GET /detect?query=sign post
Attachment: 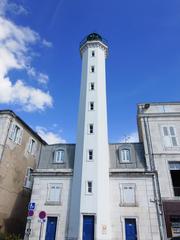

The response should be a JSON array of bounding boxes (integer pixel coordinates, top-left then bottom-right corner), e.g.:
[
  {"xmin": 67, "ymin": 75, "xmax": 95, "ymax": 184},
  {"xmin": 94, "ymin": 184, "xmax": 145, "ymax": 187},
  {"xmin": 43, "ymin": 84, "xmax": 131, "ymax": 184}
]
[{"xmin": 38, "ymin": 211, "xmax": 46, "ymax": 240}]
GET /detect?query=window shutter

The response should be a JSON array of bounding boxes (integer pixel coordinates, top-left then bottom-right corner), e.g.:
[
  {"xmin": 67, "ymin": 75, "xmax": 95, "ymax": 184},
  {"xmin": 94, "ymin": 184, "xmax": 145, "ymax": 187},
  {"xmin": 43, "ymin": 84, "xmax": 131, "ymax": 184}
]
[
  {"xmin": 169, "ymin": 127, "xmax": 175, "ymax": 136},
  {"xmin": 32, "ymin": 142, "xmax": 37, "ymax": 155},
  {"xmin": 162, "ymin": 127, "xmax": 171, "ymax": 147},
  {"xmin": 123, "ymin": 185, "xmax": 135, "ymax": 204},
  {"xmin": 169, "ymin": 127, "xmax": 178, "ymax": 146},
  {"xmin": 163, "ymin": 126, "xmax": 168, "ymax": 136},
  {"xmin": 17, "ymin": 128, "xmax": 23, "ymax": 144},
  {"xmin": 9, "ymin": 124, "xmax": 15, "ymax": 140}
]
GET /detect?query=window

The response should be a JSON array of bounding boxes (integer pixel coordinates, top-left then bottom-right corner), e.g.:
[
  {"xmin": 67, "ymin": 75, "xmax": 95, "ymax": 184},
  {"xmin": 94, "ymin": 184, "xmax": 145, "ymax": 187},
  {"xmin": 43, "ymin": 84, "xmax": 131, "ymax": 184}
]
[
  {"xmin": 89, "ymin": 124, "xmax": 94, "ymax": 134},
  {"xmin": 162, "ymin": 126, "xmax": 178, "ymax": 147},
  {"xmin": 9, "ymin": 123, "xmax": 23, "ymax": 144},
  {"xmin": 90, "ymin": 66, "xmax": 95, "ymax": 73},
  {"xmin": 54, "ymin": 150, "xmax": 65, "ymax": 163},
  {"xmin": 120, "ymin": 149, "xmax": 131, "ymax": 163},
  {"xmin": 27, "ymin": 138, "xmax": 36, "ymax": 155},
  {"xmin": 92, "ymin": 50, "xmax": 95, "ymax": 57},
  {"xmin": 86, "ymin": 181, "xmax": 93, "ymax": 194},
  {"xmin": 24, "ymin": 167, "xmax": 33, "ymax": 189},
  {"xmin": 121, "ymin": 184, "xmax": 136, "ymax": 205},
  {"xmin": 89, "ymin": 102, "xmax": 94, "ymax": 111},
  {"xmin": 47, "ymin": 183, "xmax": 62, "ymax": 203},
  {"xmin": 169, "ymin": 162, "xmax": 180, "ymax": 196},
  {"xmin": 90, "ymin": 83, "xmax": 95, "ymax": 90},
  {"xmin": 88, "ymin": 149, "xmax": 93, "ymax": 161}
]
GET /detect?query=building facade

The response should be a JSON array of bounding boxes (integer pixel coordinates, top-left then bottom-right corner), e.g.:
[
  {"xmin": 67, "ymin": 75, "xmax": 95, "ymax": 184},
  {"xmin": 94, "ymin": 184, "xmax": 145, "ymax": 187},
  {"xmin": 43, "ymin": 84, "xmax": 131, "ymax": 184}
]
[
  {"xmin": 24, "ymin": 33, "xmax": 170, "ymax": 240},
  {"xmin": 0, "ymin": 33, "xmax": 175, "ymax": 239},
  {"xmin": 138, "ymin": 103, "xmax": 180, "ymax": 239},
  {"xmin": 0, "ymin": 110, "xmax": 46, "ymax": 237}
]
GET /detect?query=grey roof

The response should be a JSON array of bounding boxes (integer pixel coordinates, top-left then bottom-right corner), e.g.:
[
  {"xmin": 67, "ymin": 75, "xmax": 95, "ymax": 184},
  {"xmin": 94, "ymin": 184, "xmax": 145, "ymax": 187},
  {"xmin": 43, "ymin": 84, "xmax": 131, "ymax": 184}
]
[
  {"xmin": 37, "ymin": 142, "xmax": 146, "ymax": 170},
  {"xmin": 109, "ymin": 143, "xmax": 146, "ymax": 169},
  {"xmin": 38, "ymin": 144, "xmax": 75, "ymax": 169}
]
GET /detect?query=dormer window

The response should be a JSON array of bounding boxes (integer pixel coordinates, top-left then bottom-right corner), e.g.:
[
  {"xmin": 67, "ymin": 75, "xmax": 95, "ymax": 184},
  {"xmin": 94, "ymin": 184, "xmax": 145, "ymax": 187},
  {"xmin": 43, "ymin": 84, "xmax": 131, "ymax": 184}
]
[
  {"xmin": 120, "ymin": 149, "xmax": 131, "ymax": 163},
  {"xmin": 54, "ymin": 150, "xmax": 65, "ymax": 163}
]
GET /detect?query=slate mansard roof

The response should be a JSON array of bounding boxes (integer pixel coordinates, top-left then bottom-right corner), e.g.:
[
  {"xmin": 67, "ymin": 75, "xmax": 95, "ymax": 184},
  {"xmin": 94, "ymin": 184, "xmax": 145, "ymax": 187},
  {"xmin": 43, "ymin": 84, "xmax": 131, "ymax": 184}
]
[{"xmin": 37, "ymin": 142, "xmax": 146, "ymax": 170}]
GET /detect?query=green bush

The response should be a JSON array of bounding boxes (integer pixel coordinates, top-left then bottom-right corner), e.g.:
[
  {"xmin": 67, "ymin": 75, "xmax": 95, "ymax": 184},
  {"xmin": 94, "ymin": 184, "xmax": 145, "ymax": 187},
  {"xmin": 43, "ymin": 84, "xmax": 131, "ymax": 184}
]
[{"xmin": 0, "ymin": 233, "xmax": 21, "ymax": 240}]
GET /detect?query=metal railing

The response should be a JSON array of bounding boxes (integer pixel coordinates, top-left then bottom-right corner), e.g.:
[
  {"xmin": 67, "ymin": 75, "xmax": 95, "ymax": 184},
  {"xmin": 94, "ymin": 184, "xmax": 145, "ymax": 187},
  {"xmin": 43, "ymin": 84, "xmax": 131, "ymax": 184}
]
[{"xmin": 80, "ymin": 34, "xmax": 108, "ymax": 48}]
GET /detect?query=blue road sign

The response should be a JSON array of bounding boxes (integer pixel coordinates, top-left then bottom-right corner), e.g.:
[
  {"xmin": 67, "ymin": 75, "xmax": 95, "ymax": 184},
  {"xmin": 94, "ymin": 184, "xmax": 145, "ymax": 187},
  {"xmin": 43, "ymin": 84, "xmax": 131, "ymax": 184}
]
[{"xmin": 28, "ymin": 202, "xmax": 35, "ymax": 210}]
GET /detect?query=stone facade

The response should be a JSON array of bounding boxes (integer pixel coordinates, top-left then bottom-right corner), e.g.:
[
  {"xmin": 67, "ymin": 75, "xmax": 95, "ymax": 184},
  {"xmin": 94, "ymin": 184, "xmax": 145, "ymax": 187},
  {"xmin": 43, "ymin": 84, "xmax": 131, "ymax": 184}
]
[{"xmin": 0, "ymin": 110, "xmax": 46, "ymax": 237}]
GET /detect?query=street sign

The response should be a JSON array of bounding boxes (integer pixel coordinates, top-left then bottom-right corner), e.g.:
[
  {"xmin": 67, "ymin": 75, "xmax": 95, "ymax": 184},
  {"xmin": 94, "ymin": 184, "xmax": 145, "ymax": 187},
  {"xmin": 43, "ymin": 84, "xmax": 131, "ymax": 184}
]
[
  {"xmin": 39, "ymin": 211, "xmax": 46, "ymax": 219},
  {"xmin": 28, "ymin": 202, "xmax": 35, "ymax": 210},
  {"xmin": 28, "ymin": 210, "xmax": 34, "ymax": 217}
]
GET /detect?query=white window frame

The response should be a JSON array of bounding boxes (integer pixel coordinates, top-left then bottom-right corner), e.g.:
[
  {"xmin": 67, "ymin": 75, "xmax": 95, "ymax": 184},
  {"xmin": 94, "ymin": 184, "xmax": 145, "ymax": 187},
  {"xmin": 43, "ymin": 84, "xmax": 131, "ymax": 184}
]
[
  {"xmin": 121, "ymin": 217, "xmax": 139, "ymax": 240},
  {"xmin": 90, "ymin": 66, "xmax": 95, "ymax": 73},
  {"xmin": 88, "ymin": 124, "xmax": 94, "ymax": 134},
  {"xmin": 91, "ymin": 50, "xmax": 95, "ymax": 57},
  {"xmin": 89, "ymin": 82, "xmax": 95, "ymax": 91},
  {"xmin": 54, "ymin": 149, "xmax": 65, "ymax": 163},
  {"xmin": 24, "ymin": 167, "xmax": 33, "ymax": 189},
  {"xmin": 27, "ymin": 138, "xmax": 36, "ymax": 155},
  {"xmin": 86, "ymin": 181, "xmax": 93, "ymax": 195},
  {"xmin": 161, "ymin": 125, "xmax": 178, "ymax": 148},
  {"xmin": 89, "ymin": 101, "xmax": 94, "ymax": 111},
  {"xmin": 87, "ymin": 149, "xmax": 93, "ymax": 161},
  {"xmin": 46, "ymin": 183, "xmax": 62, "ymax": 204},
  {"xmin": 9, "ymin": 123, "xmax": 23, "ymax": 144},
  {"xmin": 120, "ymin": 149, "xmax": 131, "ymax": 163},
  {"xmin": 120, "ymin": 183, "xmax": 136, "ymax": 206}
]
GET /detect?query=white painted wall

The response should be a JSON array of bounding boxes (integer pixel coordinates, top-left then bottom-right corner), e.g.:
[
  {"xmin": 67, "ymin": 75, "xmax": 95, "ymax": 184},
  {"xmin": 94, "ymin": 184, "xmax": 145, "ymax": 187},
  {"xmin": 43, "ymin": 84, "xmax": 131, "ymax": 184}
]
[
  {"xmin": 110, "ymin": 177, "xmax": 160, "ymax": 240},
  {"xmin": 26, "ymin": 176, "xmax": 72, "ymax": 240},
  {"xmin": 68, "ymin": 40, "xmax": 111, "ymax": 240},
  {"xmin": 138, "ymin": 104, "xmax": 180, "ymax": 200}
]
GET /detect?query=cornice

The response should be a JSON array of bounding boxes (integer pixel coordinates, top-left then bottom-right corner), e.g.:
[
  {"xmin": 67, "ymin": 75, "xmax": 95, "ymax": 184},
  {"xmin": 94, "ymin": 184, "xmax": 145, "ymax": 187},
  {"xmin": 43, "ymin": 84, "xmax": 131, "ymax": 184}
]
[{"xmin": 80, "ymin": 40, "xmax": 108, "ymax": 58}]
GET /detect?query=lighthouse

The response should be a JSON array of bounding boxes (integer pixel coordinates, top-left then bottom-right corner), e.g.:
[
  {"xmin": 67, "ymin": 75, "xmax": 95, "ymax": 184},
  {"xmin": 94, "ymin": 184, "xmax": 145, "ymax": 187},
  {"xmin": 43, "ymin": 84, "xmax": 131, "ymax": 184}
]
[{"xmin": 68, "ymin": 33, "xmax": 111, "ymax": 240}]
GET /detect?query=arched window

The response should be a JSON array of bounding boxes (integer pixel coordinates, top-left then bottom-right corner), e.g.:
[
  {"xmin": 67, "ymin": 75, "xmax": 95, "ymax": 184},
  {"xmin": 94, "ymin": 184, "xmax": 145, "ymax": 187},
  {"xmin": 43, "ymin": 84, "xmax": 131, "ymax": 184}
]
[
  {"xmin": 120, "ymin": 149, "xmax": 131, "ymax": 163},
  {"xmin": 54, "ymin": 149, "xmax": 65, "ymax": 163}
]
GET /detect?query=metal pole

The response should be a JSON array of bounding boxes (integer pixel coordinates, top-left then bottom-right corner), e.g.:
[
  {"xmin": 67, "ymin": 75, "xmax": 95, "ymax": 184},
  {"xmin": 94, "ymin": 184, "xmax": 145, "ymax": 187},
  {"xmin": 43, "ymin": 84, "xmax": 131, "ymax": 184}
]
[{"xmin": 39, "ymin": 221, "xmax": 43, "ymax": 240}]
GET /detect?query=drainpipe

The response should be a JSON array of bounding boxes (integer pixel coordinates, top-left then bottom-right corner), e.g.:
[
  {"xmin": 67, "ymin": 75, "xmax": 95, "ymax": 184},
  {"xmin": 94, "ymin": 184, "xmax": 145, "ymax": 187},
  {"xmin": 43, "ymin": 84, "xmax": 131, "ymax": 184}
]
[{"xmin": 143, "ymin": 117, "xmax": 167, "ymax": 240}]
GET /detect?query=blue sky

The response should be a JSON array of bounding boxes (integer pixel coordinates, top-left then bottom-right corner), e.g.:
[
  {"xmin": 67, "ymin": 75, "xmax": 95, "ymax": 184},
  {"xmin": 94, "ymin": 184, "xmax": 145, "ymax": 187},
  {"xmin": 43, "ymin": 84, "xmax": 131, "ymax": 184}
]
[{"xmin": 0, "ymin": 0, "xmax": 180, "ymax": 143}]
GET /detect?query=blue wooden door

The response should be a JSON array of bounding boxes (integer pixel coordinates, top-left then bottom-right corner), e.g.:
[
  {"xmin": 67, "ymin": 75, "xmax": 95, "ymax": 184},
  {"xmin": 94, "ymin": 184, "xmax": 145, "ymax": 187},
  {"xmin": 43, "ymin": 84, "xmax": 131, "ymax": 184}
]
[
  {"xmin": 45, "ymin": 217, "xmax": 57, "ymax": 240},
  {"xmin": 83, "ymin": 215, "xmax": 94, "ymax": 240},
  {"xmin": 125, "ymin": 218, "xmax": 137, "ymax": 240}
]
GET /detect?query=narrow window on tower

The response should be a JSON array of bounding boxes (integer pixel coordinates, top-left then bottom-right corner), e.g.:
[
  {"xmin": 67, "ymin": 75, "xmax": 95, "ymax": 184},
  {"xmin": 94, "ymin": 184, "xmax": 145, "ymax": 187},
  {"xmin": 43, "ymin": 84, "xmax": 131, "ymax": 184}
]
[
  {"xmin": 92, "ymin": 50, "xmax": 95, "ymax": 57},
  {"xmin": 86, "ymin": 181, "xmax": 93, "ymax": 194},
  {"xmin": 90, "ymin": 66, "xmax": 95, "ymax": 73},
  {"xmin": 90, "ymin": 82, "xmax": 95, "ymax": 91},
  {"xmin": 88, "ymin": 124, "xmax": 94, "ymax": 134},
  {"xmin": 89, "ymin": 102, "xmax": 94, "ymax": 111},
  {"xmin": 88, "ymin": 149, "xmax": 93, "ymax": 161}
]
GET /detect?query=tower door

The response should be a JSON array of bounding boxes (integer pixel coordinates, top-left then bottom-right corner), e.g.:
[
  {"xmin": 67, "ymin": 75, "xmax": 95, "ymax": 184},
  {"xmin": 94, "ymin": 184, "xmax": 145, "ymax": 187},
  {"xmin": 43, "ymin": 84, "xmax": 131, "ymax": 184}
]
[
  {"xmin": 83, "ymin": 215, "xmax": 94, "ymax": 240},
  {"xmin": 45, "ymin": 217, "xmax": 57, "ymax": 240},
  {"xmin": 125, "ymin": 218, "xmax": 137, "ymax": 240}
]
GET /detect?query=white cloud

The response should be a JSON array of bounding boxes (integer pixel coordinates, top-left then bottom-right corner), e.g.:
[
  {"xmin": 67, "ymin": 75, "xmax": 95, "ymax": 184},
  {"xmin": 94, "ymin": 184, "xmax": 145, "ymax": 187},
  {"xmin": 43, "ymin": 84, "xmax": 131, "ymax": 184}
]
[
  {"xmin": 38, "ymin": 73, "xmax": 49, "ymax": 84},
  {"xmin": 0, "ymin": 0, "xmax": 27, "ymax": 16},
  {"xmin": 36, "ymin": 126, "xmax": 66, "ymax": 144},
  {"xmin": 119, "ymin": 131, "xmax": 139, "ymax": 143},
  {"xmin": 0, "ymin": 2, "xmax": 53, "ymax": 111},
  {"xmin": 42, "ymin": 39, "xmax": 53, "ymax": 48}
]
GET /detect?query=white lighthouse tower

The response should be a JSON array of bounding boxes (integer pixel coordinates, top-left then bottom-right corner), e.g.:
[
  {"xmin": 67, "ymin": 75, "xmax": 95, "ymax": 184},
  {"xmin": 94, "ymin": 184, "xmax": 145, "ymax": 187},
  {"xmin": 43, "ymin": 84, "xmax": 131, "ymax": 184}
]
[{"xmin": 68, "ymin": 33, "xmax": 110, "ymax": 240}]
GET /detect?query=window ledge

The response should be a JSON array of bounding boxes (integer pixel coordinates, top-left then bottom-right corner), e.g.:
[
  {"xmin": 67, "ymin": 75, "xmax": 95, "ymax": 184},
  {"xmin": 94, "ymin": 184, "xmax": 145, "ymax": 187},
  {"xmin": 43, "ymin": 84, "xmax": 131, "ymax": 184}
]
[
  {"xmin": 119, "ymin": 203, "xmax": 138, "ymax": 207},
  {"xmin": 119, "ymin": 161, "xmax": 133, "ymax": 164},
  {"xmin": 45, "ymin": 201, "xmax": 62, "ymax": 206}
]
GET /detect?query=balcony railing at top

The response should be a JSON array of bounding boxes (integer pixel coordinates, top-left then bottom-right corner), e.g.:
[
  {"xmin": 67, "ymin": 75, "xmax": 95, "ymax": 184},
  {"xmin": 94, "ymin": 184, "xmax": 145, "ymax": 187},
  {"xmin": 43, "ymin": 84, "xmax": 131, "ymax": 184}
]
[{"xmin": 80, "ymin": 35, "xmax": 108, "ymax": 49}]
